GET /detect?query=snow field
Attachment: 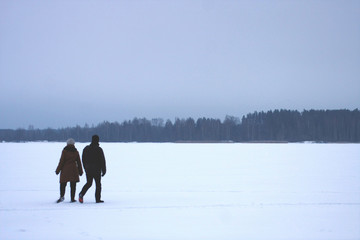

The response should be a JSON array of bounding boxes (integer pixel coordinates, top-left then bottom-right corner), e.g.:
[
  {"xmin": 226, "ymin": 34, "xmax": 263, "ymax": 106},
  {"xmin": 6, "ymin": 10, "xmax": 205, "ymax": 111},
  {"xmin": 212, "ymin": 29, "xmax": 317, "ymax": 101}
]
[{"xmin": 0, "ymin": 142, "xmax": 359, "ymax": 240}]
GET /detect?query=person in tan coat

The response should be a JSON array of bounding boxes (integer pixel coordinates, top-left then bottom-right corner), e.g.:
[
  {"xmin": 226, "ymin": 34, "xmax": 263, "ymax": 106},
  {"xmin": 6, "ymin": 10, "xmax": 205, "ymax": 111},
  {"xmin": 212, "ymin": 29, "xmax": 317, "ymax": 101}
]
[{"xmin": 55, "ymin": 138, "xmax": 83, "ymax": 203}]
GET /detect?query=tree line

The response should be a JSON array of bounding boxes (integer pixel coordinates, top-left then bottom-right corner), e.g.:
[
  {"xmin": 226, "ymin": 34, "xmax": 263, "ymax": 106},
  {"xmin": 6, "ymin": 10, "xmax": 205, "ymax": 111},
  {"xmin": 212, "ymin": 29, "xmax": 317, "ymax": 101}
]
[{"xmin": 1, "ymin": 109, "xmax": 359, "ymax": 143}]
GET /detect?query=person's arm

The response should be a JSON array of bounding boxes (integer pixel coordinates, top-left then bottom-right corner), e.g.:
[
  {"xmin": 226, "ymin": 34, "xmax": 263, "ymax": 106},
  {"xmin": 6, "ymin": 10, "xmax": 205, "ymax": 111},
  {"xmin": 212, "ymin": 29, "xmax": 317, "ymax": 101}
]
[
  {"xmin": 82, "ymin": 147, "xmax": 88, "ymax": 171},
  {"xmin": 55, "ymin": 150, "xmax": 65, "ymax": 175},
  {"xmin": 100, "ymin": 148, "xmax": 106, "ymax": 176},
  {"xmin": 76, "ymin": 152, "xmax": 83, "ymax": 176}
]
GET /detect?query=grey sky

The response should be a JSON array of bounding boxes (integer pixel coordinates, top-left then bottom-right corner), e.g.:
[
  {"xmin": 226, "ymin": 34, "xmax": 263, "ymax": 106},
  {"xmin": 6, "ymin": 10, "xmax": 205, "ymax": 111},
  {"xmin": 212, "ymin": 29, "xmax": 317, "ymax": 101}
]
[{"xmin": 1, "ymin": 0, "xmax": 359, "ymax": 129}]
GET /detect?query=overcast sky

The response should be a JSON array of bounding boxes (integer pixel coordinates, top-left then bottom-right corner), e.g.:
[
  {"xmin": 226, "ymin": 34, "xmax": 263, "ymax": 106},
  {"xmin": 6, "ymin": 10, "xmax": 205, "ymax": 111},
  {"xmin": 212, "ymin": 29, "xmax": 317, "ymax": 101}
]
[{"xmin": 1, "ymin": 0, "xmax": 359, "ymax": 129}]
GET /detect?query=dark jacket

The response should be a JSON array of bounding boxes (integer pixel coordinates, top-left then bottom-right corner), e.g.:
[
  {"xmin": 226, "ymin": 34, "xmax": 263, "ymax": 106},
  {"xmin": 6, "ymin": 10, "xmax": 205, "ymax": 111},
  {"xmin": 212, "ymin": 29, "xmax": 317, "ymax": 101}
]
[
  {"xmin": 56, "ymin": 145, "xmax": 83, "ymax": 183},
  {"xmin": 82, "ymin": 143, "xmax": 106, "ymax": 175}
]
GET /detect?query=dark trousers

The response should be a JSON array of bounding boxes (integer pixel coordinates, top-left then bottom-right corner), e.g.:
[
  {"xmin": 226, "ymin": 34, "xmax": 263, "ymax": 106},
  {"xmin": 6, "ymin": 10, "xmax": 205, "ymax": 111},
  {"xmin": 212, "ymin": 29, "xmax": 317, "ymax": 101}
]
[
  {"xmin": 60, "ymin": 182, "xmax": 76, "ymax": 201},
  {"xmin": 80, "ymin": 172, "xmax": 102, "ymax": 201}
]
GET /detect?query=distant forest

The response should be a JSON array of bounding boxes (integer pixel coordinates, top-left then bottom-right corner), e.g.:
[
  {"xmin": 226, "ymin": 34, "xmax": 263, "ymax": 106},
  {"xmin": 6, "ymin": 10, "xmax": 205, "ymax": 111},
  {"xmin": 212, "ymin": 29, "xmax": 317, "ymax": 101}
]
[{"xmin": 1, "ymin": 109, "xmax": 360, "ymax": 143}]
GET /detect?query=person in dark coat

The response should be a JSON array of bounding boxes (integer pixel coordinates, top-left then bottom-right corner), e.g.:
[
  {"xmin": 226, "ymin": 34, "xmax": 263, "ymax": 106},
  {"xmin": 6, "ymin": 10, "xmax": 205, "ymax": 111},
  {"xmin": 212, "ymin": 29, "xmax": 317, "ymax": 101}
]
[
  {"xmin": 55, "ymin": 138, "xmax": 83, "ymax": 203},
  {"xmin": 79, "ymin": 135, "xmax": 106, "ymax": 203}
]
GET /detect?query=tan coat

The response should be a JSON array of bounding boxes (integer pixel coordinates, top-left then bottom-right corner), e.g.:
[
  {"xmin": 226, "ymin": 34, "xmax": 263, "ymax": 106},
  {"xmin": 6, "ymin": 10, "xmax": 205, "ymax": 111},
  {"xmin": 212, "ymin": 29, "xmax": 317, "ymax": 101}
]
[{"xmin": 55, "ymin": 145, "xmax": 83, "ymax": 183}]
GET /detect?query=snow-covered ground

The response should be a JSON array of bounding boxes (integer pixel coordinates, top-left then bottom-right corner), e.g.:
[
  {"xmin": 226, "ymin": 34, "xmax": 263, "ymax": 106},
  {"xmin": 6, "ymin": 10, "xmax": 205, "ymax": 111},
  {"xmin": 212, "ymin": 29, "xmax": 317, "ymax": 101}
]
[{"xmin": 0, "ymin": 142, "xmax": 359, "ymax": 240}]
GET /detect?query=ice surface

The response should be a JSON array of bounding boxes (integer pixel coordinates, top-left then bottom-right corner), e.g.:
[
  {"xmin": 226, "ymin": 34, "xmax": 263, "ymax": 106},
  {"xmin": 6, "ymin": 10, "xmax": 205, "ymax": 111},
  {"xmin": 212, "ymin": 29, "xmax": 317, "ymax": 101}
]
[{"xmin": 0, "ymin": 142, "xmax": 359, "ymax": 240}]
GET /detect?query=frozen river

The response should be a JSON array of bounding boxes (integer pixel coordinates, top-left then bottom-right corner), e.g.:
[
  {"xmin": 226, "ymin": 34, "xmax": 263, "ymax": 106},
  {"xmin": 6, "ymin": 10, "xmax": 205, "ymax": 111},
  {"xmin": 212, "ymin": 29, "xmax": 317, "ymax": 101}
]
[{"xmin": 0, "ymin": 142, "xmax": 359, "ymax": 240}]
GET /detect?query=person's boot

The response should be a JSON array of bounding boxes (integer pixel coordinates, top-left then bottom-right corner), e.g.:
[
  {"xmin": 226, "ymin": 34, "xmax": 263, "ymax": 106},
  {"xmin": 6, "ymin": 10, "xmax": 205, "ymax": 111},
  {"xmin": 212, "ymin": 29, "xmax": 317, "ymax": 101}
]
[
  {"xmin": 79, "ymin": 193, "xmax": 83, "ymax": 203},
  {"xmin": 96, "ymin": 200, "xmax": 104, "ymax": 203},
  {"xmin": 56, "ymin": 197, "xmax": 64, "ymax": 203}
]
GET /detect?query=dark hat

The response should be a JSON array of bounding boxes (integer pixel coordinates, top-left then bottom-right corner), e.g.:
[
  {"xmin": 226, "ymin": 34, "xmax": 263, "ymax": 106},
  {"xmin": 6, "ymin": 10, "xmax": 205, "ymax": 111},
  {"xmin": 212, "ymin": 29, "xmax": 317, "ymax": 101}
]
[{"xmin": 92, "ymin": 135, "xmax": 99, "ymax": 144}]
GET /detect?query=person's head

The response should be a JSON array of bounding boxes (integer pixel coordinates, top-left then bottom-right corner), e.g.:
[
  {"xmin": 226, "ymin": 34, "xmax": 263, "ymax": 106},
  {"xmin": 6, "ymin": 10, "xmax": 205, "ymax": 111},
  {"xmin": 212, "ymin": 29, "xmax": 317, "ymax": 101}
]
[
  {"xmin": 66, "ymin": 138, "xmax": 75, "ymax": 145},
  {"xmin": 91, "ymin": 135, "xmax": 100, "ymax": 144}
]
